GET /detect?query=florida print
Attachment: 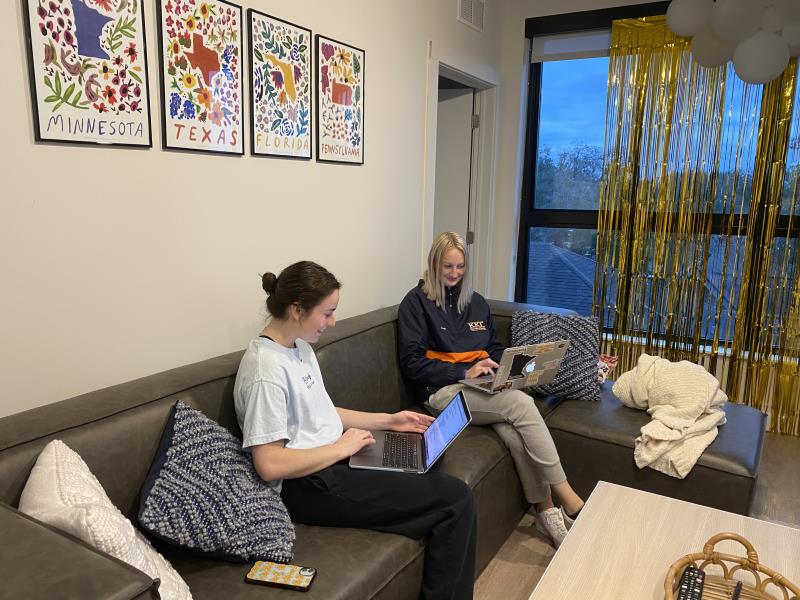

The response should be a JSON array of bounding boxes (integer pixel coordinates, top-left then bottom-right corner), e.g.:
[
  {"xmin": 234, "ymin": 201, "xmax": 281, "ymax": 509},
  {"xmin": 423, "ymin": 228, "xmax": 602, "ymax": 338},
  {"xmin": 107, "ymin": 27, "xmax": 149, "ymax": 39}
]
[
  {"xmin": 25, "ymin": 0, "xmax": 152, "ymax": 146},
  {"xmin": 158, "ymin": 0, "xmax": 243, "ymax": 154},
  {"xmin": 315, "ymin": 35, "xmax": 364, "ymax": 164},
  {"xmin": 248, "ymin": 11, "xmax": 311, "ymax": 158}
]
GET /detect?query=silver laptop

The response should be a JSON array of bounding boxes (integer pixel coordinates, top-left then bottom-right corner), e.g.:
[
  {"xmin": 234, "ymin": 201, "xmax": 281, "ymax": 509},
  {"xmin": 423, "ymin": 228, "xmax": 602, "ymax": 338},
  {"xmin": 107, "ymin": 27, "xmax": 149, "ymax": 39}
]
[
  {"xmin": 349, "ymin": 391, "xmax": 472, "ymax": 473},
  {"xmin": 459, "ymin": 340, "xmax": 571, "ymax": 394}
]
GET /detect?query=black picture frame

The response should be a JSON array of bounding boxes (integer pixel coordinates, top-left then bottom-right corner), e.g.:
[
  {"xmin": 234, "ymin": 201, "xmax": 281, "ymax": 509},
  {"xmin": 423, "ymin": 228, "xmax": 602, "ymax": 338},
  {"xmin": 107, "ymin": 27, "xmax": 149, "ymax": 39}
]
[
  {"xmin": 23, "ymin": 0, "xmax": 153, "ymax": 147},
  {"xmin": 314, "ymin": 34, "xmax": 364, "ymax": 165},
  {"xmin": 156, "ymin": 0, "xmax": 244, "ymax": 155},
  {"xmin": 248, "ymin": 10, "xmax": 313, "ymax": 159}
]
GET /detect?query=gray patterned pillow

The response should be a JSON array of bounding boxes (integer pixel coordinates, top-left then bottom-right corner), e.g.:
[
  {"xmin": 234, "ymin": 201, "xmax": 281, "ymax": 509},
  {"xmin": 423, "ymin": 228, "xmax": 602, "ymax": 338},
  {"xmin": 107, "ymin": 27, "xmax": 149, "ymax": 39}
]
[
  {"xmin": 138, "ymin": 400, "xmax": 294, "ymax": 563},
  {"xmin": 511, "ymin": 311, "xmax": 600, "ymax": 401}
]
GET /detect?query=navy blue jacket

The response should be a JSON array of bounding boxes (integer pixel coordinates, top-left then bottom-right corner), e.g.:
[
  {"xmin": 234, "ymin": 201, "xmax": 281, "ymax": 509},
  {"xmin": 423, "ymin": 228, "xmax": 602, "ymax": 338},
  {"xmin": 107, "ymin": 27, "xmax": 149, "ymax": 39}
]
[{"xmin": 398, "ymin": 282, "xmax": 505, "ymax": 402}]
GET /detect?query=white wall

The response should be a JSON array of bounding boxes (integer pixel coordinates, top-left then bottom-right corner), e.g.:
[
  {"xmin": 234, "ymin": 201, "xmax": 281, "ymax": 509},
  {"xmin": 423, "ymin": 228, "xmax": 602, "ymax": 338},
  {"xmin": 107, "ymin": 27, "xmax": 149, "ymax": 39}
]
[{"xmin": 0, "ymin": 0, "xmax": 502, "ymax": 417}]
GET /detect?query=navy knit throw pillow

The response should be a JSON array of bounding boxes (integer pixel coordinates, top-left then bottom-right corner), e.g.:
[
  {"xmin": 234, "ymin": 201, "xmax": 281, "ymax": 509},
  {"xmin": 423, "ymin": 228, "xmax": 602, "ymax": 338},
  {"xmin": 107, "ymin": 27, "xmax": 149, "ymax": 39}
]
[
  {"xmin": 138, "ymin": 400, "xmax": 294, "ymax": 563},
  {"xmin": 511, "ymin": 311, "xmax": 600, "ymax": 401}
]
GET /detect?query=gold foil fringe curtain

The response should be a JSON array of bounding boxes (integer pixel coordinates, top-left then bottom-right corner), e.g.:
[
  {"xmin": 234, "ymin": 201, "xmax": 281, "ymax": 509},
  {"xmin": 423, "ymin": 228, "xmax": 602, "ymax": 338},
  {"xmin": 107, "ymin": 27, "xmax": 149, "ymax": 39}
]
[{"xmin": 594, "ymin": 16, "xmax": 800, "ymax": 436}]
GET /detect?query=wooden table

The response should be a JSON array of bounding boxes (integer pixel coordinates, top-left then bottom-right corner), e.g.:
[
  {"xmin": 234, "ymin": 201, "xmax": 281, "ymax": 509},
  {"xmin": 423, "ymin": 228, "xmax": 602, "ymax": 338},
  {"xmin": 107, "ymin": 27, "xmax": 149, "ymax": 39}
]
[{"xmin": 529, "ymin": 481, "xmax": 800, "ymax": 600}]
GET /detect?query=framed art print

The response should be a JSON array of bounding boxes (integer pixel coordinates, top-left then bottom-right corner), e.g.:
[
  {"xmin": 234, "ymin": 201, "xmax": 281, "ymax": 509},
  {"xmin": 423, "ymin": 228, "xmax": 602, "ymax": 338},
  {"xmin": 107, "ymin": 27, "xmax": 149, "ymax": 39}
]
[
  {"xmin": 248, "ymin": 11, "xmax": 312, "ymax": 159},
  {"xmin": 157, "ymin": 0, "xmax": 243, "ymax": 154},
  {"xmin": 315, "ymin": 35, "xmax": 364, "ymax": 164},
  {"xmin": 25, "ymin": 0, "xmax": 152, "ymax": 146}
]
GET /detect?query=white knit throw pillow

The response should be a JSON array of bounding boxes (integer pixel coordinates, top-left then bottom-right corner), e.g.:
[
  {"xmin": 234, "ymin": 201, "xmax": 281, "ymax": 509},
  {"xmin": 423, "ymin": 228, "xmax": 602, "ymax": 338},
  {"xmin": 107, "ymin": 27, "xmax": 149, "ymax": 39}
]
[{"xmin": 18, "ymin": 440, "xmax": 192, "ymax": 600}]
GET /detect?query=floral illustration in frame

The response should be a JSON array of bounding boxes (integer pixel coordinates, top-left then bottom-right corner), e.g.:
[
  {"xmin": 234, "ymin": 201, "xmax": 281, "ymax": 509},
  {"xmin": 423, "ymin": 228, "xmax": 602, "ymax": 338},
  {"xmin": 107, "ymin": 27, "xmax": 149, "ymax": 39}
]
[
  {"xmin": 24, "ymin": 0, "xmax": 152, "ymax": 146},
  {"xmin": 315, "ymin": 35, "xmax": 364, "ymax": 164},
  {"xmin": 248, "ymin": 11, "xmax": 312, "ymax": 159},
  {"xmin": 157, "ymin": 0, "xmax": 243, "ymax": 154}
]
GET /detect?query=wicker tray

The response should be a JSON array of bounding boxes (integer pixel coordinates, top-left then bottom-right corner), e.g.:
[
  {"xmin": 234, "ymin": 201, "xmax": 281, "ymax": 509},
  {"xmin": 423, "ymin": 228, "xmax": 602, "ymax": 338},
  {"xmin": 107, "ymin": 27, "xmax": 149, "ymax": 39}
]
[{"xmin": 664, "ymin": 532, "xmax": 799, "ymax": 600}]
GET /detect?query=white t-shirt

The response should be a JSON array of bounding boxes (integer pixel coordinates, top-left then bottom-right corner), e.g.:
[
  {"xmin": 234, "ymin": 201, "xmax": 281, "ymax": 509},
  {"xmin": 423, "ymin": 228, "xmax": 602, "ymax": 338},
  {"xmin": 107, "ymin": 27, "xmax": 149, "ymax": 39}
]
[{"xmin": 234, "ymin": 337, "xmax": 343, "ymax": 488}]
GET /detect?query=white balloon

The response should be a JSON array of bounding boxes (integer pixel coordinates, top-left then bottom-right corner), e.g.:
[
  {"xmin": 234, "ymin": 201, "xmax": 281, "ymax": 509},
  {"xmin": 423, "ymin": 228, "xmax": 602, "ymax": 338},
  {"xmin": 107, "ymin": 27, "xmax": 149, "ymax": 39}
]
[
  {"xmin": 710, "ymin": 0, "xmax": 762, "ymax": 42},
  {"xmin": 762, "ymin": 6, "xmax": 785, "ymax": 32},
  {"xmin": 783, "ymin": 21, "xmax": 800, "ymax": 45},
  {"xmin": 733, "ymin": 31, "xmax": 791, "ymax": 83},
  {"xmin": 773, "ymin": 0, "xmax": 800, "ymax": 21},
  {"xmin": 666, "ymin": 0, "xmax": 714, "ymax": 37},
  {"xmin": 691, "ymin": 27, "xmax": 736, "ymax": 68}
]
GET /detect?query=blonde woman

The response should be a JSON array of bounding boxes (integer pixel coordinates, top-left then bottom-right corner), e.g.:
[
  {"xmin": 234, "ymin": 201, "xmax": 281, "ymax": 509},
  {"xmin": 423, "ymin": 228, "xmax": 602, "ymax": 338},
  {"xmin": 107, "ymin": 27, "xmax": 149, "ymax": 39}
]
[{"xmin": 397, "ymin": 232, "xmax": 584, "ymax": 548}]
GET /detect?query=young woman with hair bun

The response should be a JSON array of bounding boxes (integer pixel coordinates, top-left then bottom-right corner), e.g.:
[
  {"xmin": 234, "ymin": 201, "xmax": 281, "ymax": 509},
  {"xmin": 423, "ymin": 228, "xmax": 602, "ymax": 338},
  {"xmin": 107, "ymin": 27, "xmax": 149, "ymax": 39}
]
[
  {"xmin": 234, "ymin": 260, "xmax": 477, "ymax": 600},
  {"xmin": 397, "ymin": 233, "xmax": 585, "ymax": 548}
]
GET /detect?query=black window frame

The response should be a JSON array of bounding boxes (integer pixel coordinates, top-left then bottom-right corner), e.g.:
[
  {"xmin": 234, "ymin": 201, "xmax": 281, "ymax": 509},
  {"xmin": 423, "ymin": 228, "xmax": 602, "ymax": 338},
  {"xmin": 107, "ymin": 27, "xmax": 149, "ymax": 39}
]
[
  {"xmin": 515, "ymin": 2, "xmax": 670, "ymax": 303},
  {"xmin": 516, "ymin": 2, "xmax": 799, "ymax": 348}
]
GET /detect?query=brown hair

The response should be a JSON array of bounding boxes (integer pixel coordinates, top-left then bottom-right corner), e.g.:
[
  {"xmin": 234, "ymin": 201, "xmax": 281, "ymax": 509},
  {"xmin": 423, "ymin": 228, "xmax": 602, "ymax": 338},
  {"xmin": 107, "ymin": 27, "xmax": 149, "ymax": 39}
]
[{"xmin": 262, "ymin": 261, "xmax": 341, "ymax": 319}]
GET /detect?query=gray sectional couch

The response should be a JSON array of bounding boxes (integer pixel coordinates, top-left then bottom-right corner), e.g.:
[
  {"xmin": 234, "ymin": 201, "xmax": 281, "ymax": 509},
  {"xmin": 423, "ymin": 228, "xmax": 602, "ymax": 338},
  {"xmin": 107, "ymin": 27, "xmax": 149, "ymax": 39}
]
[{"xmin": 0, "ymin": 300, "xmax": 767, "ymax": 599}]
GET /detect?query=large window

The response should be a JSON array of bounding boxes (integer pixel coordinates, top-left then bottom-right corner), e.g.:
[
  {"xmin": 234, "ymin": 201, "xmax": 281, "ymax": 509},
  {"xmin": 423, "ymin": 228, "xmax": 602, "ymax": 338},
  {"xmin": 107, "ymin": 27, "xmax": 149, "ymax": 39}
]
[
  {"xmin": 521, "ymin": 55, "xmax": 607, "ymax": 315},
  {"xmin": 518, "ymin": 5, "xmax": 799, "ymax": 351},
  {"xmin": 516, "ymin": 6, "xmax": 670, "ymax": 311}
]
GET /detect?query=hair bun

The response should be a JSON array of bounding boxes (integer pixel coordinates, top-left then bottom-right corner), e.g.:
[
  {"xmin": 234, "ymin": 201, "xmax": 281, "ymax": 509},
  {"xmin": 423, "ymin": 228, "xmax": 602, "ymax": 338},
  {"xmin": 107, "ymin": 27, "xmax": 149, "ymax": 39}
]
[{"xmin": 261, "ymin": 272, "xmax": 277, "ymax": 294}]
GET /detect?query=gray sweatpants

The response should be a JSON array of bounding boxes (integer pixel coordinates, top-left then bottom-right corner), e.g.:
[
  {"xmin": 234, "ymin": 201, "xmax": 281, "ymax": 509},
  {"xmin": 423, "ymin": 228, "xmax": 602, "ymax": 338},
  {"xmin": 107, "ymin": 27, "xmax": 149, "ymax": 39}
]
[{"xmin": 428, "ymin": 383, "xmax": 567, "ymax": 505}]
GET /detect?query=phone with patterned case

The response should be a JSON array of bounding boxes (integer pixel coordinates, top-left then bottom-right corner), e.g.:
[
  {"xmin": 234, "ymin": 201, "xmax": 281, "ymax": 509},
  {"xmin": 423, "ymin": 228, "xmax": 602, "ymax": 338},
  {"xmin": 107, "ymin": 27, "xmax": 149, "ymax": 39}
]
[{"xmin": 245, "ymin": 561, "xmax": 316, "ymax": 591}]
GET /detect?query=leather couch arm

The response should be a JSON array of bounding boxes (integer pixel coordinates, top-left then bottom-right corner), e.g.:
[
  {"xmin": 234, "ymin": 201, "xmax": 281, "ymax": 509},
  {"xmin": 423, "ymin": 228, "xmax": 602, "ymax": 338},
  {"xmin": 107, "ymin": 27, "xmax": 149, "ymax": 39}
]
[{"xmin": 0, "ymin": 503, "xmax": 159, "ymax": 600}]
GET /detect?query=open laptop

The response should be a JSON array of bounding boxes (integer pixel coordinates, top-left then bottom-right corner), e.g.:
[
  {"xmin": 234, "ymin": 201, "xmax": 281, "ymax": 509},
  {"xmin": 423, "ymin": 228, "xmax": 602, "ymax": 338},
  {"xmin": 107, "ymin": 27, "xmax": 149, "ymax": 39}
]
[
  {"xmin": 349, "ymin": 390, "xmax": 472, "ymax": 473},
  {"xmin": 459, "ymin": 340, "xmax": 571, "ymax": 394}
]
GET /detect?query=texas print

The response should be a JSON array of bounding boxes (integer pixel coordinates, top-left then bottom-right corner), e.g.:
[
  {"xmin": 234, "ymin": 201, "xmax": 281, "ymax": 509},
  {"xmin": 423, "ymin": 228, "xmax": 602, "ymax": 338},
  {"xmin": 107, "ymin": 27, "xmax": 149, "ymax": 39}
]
[{"xmin": 158, "ymin": 0, "xmax": 243, "ymax": 154}]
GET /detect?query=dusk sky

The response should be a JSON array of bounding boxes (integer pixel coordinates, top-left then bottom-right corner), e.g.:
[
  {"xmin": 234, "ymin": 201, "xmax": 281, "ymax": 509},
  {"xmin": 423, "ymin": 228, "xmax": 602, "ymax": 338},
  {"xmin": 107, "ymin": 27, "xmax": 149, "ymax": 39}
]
[{"xmin": 537, "ymin": 57, "xmax": 609, "ymax": 155}]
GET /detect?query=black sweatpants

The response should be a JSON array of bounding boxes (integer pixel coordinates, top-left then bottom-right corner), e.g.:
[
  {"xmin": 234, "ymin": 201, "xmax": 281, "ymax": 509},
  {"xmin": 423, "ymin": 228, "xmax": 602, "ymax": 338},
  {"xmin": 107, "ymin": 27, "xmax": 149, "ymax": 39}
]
[{"xmin": 281, "ymin": 463, "xmax": 477, "ymax": 600}]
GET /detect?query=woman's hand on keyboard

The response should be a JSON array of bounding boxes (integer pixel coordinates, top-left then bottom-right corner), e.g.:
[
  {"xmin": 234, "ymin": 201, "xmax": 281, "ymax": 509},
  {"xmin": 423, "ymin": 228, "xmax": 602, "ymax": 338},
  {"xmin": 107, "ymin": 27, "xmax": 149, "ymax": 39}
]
[
  {"xmin": 387, "ymin": 410, "xmax": 435, "ymax": 433},
  {"xmin": 335, "ymin": 428, "xmax": 376, "ymax": 458},
  {"xmin": 466, "ymin": 358, "xmax": 498, "ymax": 379}
]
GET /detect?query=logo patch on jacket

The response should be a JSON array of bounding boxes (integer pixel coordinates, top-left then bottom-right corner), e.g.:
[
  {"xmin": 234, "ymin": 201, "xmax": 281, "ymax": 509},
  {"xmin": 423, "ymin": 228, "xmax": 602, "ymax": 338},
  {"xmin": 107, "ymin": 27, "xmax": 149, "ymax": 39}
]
[
  {"xmin": 301, "ymin": 374, "xmax": 315, "ymax": 389},
  {"xmin": 467, "ymin": 321, "xmax": 487, "ymax": 331}
]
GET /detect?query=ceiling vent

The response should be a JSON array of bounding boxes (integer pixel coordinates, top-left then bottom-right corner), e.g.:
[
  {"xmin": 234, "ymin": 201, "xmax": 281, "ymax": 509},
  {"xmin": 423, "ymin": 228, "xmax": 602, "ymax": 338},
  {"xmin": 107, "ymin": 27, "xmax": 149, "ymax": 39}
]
[{"xmin": 458, "ymin": 0, "xmax": 484, "ymax": 32}]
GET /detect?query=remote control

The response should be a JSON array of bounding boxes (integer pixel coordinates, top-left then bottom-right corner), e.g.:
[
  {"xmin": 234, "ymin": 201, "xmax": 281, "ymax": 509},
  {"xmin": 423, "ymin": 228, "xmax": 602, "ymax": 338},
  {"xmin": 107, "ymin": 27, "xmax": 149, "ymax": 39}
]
[
  {"xmin": 731, "ymin": 580, "xmax": 743, "ymax": 600},
  {"xmin": 676, "ymin": 565, "xmax": 705, "ymax": 600}
]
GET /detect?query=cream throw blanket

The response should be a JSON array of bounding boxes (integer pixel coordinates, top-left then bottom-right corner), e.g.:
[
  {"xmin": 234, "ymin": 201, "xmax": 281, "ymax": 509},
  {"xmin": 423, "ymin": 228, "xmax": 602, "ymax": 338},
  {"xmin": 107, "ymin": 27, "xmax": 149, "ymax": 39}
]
[{"xmin": 613, "ymin": 354, "xmax": 727, "ymax": 479}]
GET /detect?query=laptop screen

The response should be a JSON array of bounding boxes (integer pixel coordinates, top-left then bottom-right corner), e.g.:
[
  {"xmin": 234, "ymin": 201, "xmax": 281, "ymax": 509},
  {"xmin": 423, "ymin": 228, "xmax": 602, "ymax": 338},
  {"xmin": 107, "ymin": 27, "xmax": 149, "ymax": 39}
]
[{"xmin": 423, "ymin": 391, "xmax": 470, "ymax": 466}]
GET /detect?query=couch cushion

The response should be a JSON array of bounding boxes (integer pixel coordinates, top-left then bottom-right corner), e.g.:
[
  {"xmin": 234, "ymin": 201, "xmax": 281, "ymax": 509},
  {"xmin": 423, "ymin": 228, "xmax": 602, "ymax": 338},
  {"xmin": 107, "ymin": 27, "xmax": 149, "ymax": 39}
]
[
  {"xmin": 545, "ymin": 381, "xmax": 767, "ymax": 514},
  {"xmin": 315, "ymin": 307, "xmax": 414, "ymax": 413},
  {"xmin": 440, "ymin": 425, "xmax": 530, "ymax": 573},
  {"xmin": 0, "ymin": 351, "xmax": 244, "ymax": 513},
  {"xmin": 438, "ymin": 426, "xmax": 511, "ymax": 488},
  {"xmin": 18, "ymin": 440, "xmax": 191, "ymax": 600},
  {"xmin": 139, "ymin": 401, "xmax": 294, "ymax": 564},
  {"xmin": 547, "ymin": 382, "xmax": 764, "ymax": 477},
  {"xmin": 511, "ymin": 311, "xmax": 601, "ymax": 401},
  {"xmin": 2, "ymin": 503, "xmax": 160, "ymax": 600},
  {"xmin": 534, "ymin": 395, "xmax": 566, "ymax": 420},
  {"xmin": 164, "ymin": 524, "xmax": 424, "ymax": 600}
]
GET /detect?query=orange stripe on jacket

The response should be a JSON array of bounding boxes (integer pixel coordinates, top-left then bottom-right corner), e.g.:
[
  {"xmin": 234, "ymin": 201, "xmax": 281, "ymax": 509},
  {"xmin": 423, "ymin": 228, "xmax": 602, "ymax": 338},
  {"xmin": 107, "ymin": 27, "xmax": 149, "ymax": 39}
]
[{"xmin": 425, "ymin": 350, "xmax": 489, "ymax": 364}]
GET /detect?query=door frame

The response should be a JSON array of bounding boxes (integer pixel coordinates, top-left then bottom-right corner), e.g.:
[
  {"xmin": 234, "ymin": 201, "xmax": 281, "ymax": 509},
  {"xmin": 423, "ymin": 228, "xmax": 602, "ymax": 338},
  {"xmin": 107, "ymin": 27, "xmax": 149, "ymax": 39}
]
[{"xmin": 422, "ymin": 59, "xmax": 498, "ymax": 295}]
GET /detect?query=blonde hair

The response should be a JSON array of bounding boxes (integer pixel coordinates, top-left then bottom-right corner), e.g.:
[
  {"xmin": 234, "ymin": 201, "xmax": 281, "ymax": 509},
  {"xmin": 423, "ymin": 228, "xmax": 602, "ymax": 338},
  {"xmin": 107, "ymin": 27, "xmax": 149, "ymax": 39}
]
[{"xmin": 422, "ymin": 232, "xmax": 473, "ymax": 313}]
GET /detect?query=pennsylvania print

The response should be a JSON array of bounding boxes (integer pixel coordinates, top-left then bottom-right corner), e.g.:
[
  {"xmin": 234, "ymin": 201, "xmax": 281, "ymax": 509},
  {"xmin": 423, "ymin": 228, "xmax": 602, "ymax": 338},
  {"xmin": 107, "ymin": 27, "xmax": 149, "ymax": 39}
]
[
  {"xmin": 26, "ymin": 0, "xmax": 152, "ymax": 146},
  {"xmin": 315, "ymin": 35, "xmax": 364, "ymax": 164},
  {"xmin": 158, "ymin": 0, "xmax": 243, "ymax": 154}
]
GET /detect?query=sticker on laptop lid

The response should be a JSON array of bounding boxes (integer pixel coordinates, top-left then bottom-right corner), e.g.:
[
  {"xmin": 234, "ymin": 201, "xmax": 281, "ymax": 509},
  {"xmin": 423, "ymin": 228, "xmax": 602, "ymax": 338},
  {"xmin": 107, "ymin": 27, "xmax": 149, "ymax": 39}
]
[{"xmin": 525, "ymin": 371, "xmax": 542, "ymax": 386}]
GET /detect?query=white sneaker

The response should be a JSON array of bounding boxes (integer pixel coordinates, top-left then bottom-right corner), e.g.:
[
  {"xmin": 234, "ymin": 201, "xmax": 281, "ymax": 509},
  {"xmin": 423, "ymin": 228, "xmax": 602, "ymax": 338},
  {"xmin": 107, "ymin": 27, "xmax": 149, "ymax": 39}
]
[
  {"xmin": 534, "ymin": 507, "xmax": 569, "ymax": 548},
  {"xmin": 560, "ymin": 506, "xmax": 575, "ymax": 530}
]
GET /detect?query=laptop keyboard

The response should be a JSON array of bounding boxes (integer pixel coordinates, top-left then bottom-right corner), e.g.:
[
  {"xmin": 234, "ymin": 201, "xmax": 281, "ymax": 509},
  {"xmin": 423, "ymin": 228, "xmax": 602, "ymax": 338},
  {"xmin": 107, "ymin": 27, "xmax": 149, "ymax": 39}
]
[{"xmin": 382, "ymin": 432, "xmax": 420, "ymax": 470}]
